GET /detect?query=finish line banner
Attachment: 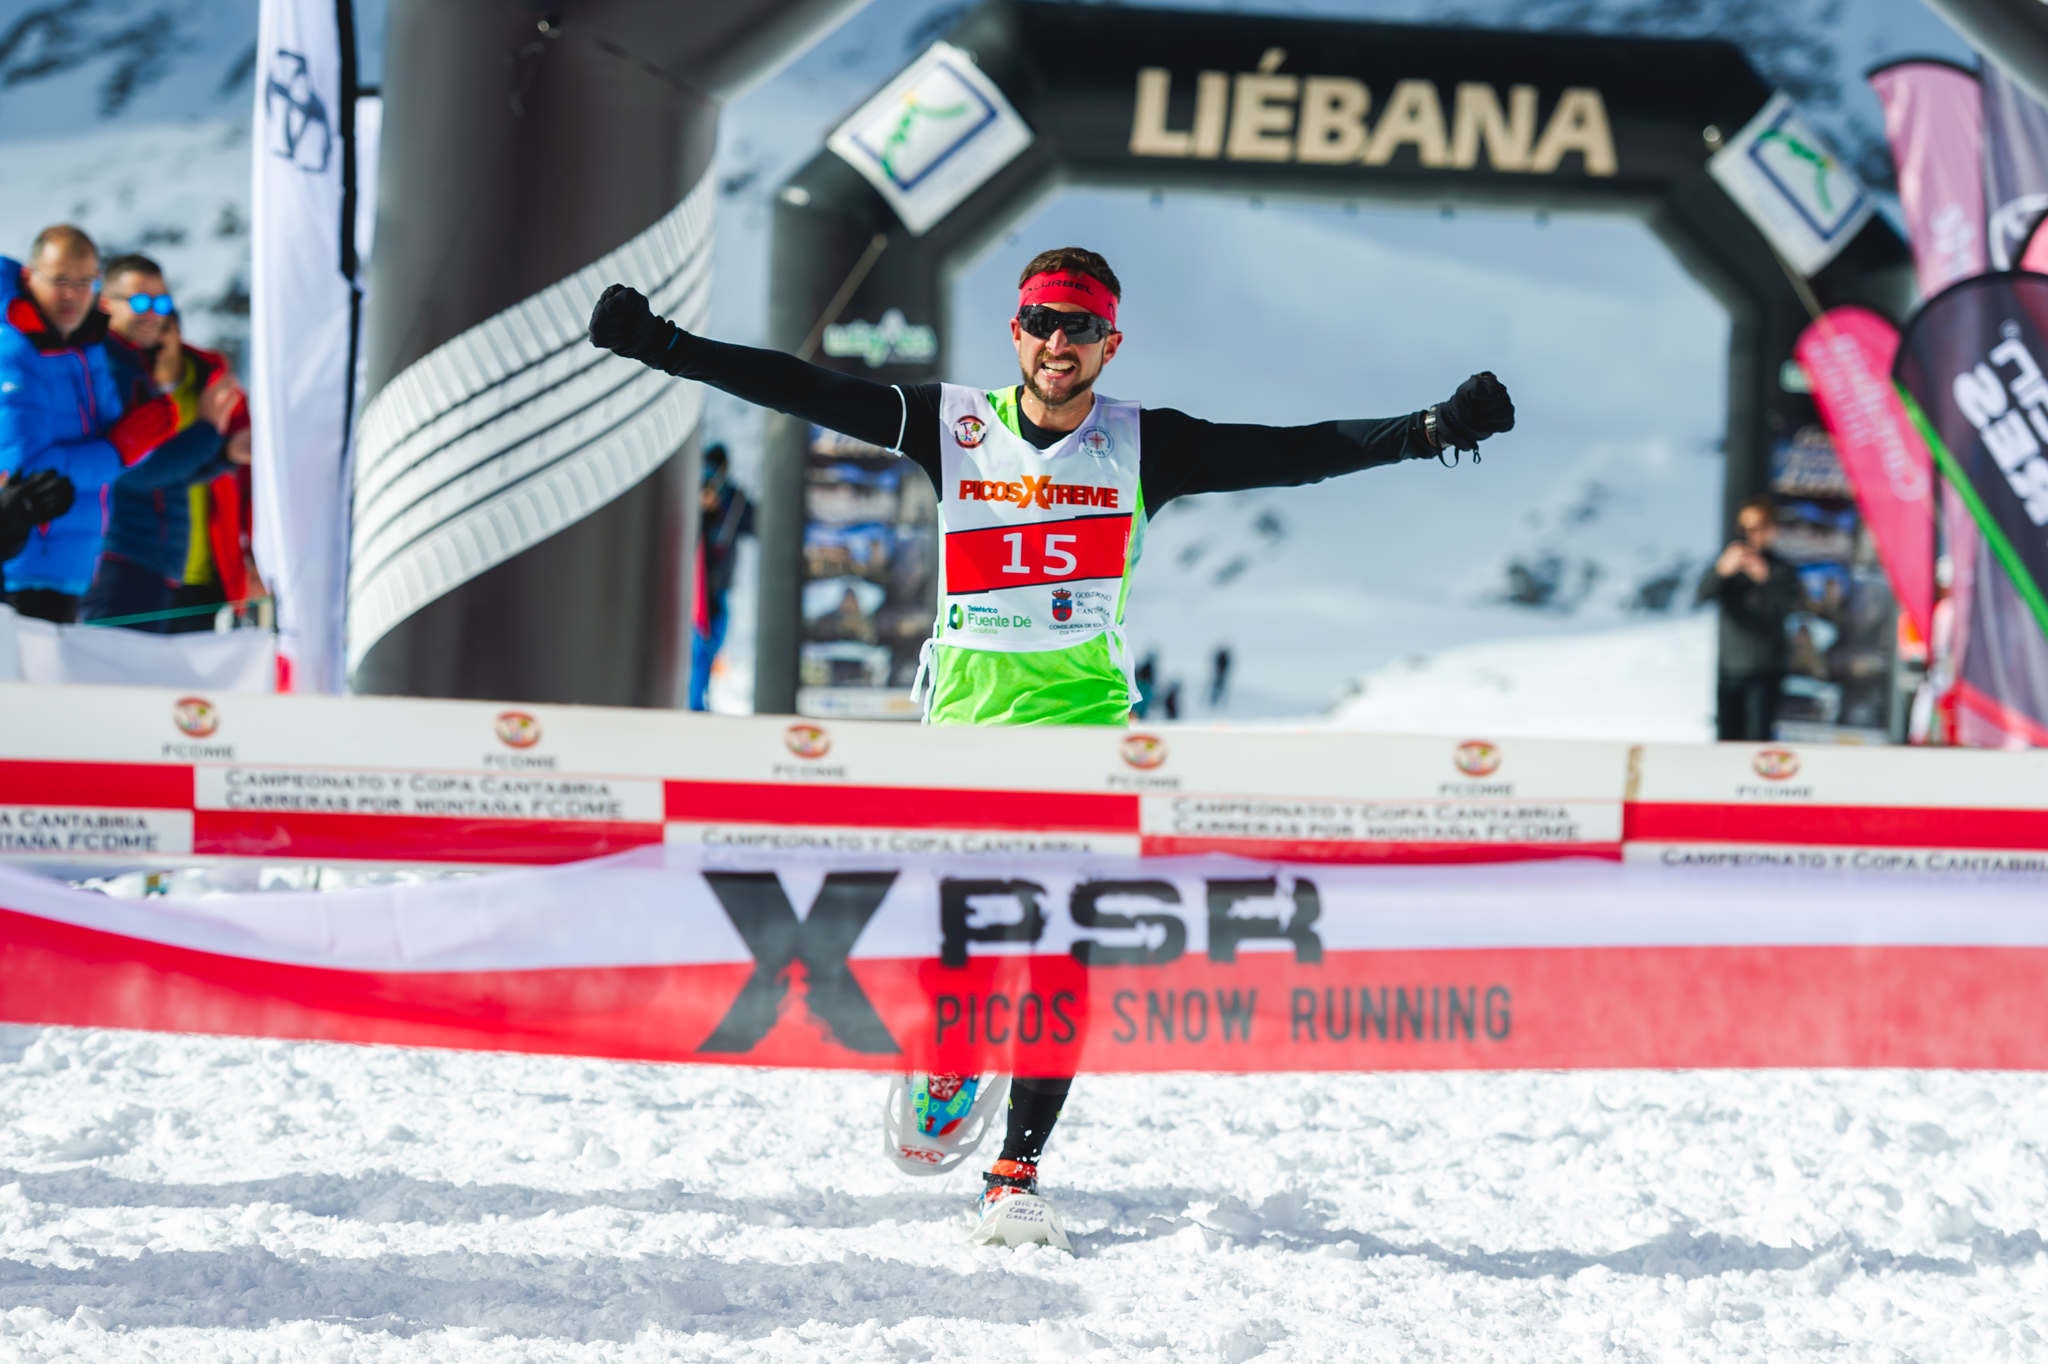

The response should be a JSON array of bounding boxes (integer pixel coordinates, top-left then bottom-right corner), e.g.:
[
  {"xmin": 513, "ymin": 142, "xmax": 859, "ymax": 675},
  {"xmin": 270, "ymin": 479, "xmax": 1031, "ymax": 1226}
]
[
  {"xmin": 0, "ymin": 683, "xmax": 1624, "ymax": 872},
  {"xmin": 3, "ymin": 849, "xmax": 2046, "ymax": 1073}
]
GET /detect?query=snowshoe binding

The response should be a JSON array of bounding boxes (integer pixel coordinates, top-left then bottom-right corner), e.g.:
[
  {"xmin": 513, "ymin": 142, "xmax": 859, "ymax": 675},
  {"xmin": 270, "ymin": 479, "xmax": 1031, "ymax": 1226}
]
[{"xmin": 968, "ymin": 1158, "xmax": 1072, "ymax": 1252}]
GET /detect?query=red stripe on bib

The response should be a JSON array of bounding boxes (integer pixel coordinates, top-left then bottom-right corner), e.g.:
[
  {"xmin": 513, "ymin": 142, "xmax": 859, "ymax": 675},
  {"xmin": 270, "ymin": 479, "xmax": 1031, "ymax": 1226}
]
[{"xmin": 945, "ymin": 515, "xmax": 1132, "ymax": 593}]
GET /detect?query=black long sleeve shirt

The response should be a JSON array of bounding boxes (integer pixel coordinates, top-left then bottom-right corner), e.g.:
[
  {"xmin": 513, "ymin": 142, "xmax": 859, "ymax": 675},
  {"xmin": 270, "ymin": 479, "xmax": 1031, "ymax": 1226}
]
[{"xmin": 645, "ymin": 332, "xmax": 1436, "ymax": 512}]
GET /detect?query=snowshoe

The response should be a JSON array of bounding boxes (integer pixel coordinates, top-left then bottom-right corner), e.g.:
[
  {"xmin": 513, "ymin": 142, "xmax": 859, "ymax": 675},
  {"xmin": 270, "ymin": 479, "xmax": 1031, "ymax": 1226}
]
[
  {"xmin": 968, "ymin": 1158, "xmax": 1072, "ymax": 1252},
  {"xmin": 882, "ymin": 1071, "xmax": 1009, "ymax": 1177}
]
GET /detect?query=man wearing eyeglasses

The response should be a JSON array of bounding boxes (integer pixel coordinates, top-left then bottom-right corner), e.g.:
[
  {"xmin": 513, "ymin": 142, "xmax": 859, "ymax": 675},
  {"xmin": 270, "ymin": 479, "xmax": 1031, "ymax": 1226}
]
[
  {"xmin": 589, "ymin": 245, "xmax": 1515, "ymax": 1246},
  {"xmin": 80, "ymin": 254, "xmax": 250, "ymax": 631},
  {"xmin": 0, "ymin": 226, "xmax": 225, "ymax": 622}
]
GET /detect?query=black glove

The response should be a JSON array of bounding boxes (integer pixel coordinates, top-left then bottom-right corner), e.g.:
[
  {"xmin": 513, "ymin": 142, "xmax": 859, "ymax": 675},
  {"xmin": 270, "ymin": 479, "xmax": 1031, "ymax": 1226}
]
[
  {"xmin": 0, "ymin": 470, "xmax": 75, "ymax": 563},
  {"xmin": 1435, "ymin": 371, "xmax": 1515, "ymax": 450},
  {"xmin": 588, "ymin": 283, "xmax": 675, "ymax": 360},
  {"xmin": 13, "ymin": 469, "xmax": 75, "ymax": 522}
]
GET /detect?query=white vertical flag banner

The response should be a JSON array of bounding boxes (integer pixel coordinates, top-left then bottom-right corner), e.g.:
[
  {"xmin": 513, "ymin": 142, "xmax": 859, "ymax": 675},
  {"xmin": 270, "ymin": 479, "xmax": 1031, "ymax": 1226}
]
[
  {"xmin": 1707, "ymin": 92, "xmax": 1875, "ymax": 278},
  {"xmin": 250, "ymin": 0, "xmax": 363, "ymax": 693}
]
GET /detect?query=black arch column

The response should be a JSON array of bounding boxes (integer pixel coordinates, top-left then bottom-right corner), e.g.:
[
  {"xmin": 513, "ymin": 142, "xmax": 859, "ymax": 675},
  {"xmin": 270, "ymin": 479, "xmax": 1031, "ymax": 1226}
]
[{"xmin": 351, "ymin": 0, "xmax": 859, "ymax": 707}]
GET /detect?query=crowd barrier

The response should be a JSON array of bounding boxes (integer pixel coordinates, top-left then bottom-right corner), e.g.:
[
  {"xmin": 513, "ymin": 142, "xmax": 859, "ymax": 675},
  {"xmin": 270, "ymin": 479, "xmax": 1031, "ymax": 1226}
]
[
  {"xmin": 1627, "ymin": 742, "xmax": 2048, "ymax": 875},
  {"xmin": 3, "ymin": 682, "xmax": 2047, "ymax": 875},
  {"xmin": 1, "ymin": 683, "xmax": 2046, "ymax": 876},
  {"xmin": 0, "ymin": 682, "xmax": 1629, "ymax": 872},
  {"xmin": 5, "ymin": 682, "xmax": 2048, "ymax": 1072}
]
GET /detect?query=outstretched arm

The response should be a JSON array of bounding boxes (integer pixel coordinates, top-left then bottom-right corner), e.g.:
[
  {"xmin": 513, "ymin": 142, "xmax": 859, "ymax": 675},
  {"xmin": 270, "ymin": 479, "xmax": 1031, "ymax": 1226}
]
[
  {"xmin": 1141, "ymin": 373, "xmax": 1516, "ymax": 510},
  {"xmin": 589, "ymin": 284, "xmax": 939, "ymax": 469}
]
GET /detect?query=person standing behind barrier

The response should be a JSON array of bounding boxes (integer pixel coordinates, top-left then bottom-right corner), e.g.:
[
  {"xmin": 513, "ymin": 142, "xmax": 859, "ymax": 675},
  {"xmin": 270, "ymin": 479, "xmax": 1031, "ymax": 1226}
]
[
  {"xmin": 0, "ymin": 227, "xmax": 225, "ymax": 622},
  {"xmin": 1698, "ymin": 494, "xmax": 1799, "ymax": 742},
  {"xmin": 590, "ymin": 244, "xmax": 1515, "ymax": 1247},
  {"xmin": 81, "ymin": 255, "xmax": 248, "ymax": 630},
  {"xmin": 167, "ymin": 466, "xmax": 261, "ymax": 634},
  {"xmin": 690, "ymin": 443, "xmax": 753, "ymax": 710}
]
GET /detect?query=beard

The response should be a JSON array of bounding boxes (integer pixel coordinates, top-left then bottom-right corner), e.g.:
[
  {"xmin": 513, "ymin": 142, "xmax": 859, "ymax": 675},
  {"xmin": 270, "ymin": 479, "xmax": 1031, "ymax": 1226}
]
[{"xmin": 1019, "ymin": 357, "xmax": 1097, "ymax": 411}]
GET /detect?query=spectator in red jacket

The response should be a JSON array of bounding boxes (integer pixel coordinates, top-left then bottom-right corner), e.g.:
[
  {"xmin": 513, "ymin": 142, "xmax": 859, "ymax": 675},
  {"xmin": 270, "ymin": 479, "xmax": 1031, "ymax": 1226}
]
[{"xmin": 166, "ymin": 465, "xmax": 262, "ymax": 634}]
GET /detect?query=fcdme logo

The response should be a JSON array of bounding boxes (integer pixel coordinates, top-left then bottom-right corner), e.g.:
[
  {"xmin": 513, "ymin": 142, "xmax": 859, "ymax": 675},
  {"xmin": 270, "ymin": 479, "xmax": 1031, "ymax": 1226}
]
[{"xmin": 694, "ymin": 871, "xmax": 1323, "ymax": 1056}]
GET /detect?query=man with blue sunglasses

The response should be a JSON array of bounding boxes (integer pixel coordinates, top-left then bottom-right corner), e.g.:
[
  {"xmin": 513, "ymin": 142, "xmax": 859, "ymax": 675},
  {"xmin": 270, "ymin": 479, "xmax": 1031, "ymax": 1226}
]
[{"xmin": 81, "ymin": 254, "xmax": 248, "ymax": 630}]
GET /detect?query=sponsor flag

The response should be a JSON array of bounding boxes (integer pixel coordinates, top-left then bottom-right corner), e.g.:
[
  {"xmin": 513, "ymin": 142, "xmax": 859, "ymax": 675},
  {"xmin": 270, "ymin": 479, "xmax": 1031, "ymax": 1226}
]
[
  {"xmin": 2022, "ymin": 208, "xmax": 2048, "ymax": 274},
  {"xmin": 1953, "ymin": 530, "xmax": 2048, "ymax": 747},
  {"xmin": 250, "ymin": 0, "xmax": 372, "ymax": 692},
  {"xmin": 1893, "ymin": 273, "xmax": 2048, "ymax": 635},
  {"xmin": 1982, "ymin": 62, "xmax": 2048, "ymax": 270},
  {"xmin": 1707, "ymin": 92, "xmax": 1875, "ymax": 277},
  {"xmin": 1869, "ymin": 59, "xmax": 1986, "ymax": 295},
  {"xmin": 1868, "ymin": 58, "xmax": 1990, "ymax": 706},
  {"xmin": 1894, "ymin": 272, "xmax": 2048, "ymax": 745},
  {"xmin": 5, "ymin": 849, "xmax": 2048, "ymax": 1072},
  {"xmin": 1794, "ymin": 307, "xmax": 1937, "ymax": 637},
  {"xmin": 826, "ymin": 41, "xmax": 1033, "ymax": 236}
]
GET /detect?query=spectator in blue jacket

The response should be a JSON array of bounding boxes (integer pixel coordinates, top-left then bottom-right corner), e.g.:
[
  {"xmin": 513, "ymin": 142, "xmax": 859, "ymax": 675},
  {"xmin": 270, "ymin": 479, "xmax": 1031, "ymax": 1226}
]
[
  {"xmin": 81, "ymin": 254, "xmax": 250, "ymax": 630},
  {"xmin": 0, "ymin": 226, "xmax": 230, "ymax": 622}
]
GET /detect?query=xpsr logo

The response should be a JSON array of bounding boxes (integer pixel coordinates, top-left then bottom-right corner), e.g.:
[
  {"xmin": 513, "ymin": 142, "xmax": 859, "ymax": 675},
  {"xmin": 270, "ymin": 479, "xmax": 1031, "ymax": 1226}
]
[
  {"xmin": 264, "ymin": 50, "xmax": 333, "ymax": 174},
  {"xmin": 696, "ymin": 871, "xmax": 1323, "ymax": 1056}
]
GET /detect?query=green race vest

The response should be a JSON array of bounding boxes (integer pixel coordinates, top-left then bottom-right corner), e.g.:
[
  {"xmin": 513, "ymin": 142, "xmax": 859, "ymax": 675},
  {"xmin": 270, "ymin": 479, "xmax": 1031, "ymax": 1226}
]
[{"xmin": 924, "ymin": 384, "xmax": 1145, "ymax": 727}]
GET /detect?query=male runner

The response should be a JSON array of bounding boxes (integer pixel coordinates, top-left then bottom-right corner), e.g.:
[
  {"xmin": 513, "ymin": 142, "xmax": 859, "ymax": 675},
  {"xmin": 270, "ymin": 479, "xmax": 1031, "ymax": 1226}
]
[{"xmin": 590, "ymin": 246, "xmax": 1515, "ymax": 1242}]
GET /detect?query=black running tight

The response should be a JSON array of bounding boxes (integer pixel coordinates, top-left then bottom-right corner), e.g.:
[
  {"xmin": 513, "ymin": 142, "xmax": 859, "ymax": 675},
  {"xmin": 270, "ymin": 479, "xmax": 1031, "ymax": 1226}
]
[{"xmin": 999, "ymin": 1075, "xmax": 1073, "ymax": 1163}]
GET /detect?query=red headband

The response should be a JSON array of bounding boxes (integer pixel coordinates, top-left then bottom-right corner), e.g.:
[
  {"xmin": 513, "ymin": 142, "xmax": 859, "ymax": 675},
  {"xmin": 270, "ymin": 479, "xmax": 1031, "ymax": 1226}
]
[{"xmin": 1018, "ymin": 271, "xmax": 1118, "ymax": 326}]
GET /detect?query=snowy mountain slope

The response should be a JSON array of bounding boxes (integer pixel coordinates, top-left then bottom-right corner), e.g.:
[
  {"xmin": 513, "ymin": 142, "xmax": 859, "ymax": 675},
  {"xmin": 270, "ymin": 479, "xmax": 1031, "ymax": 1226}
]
[
  {"xmin": 0, "ymin": 1, "xmax": 257, "ymax": 360},
  {"xmin": 0, "ymin": 119, "xmax": 252, "ymax": 366},
  {"xmin": 1472, "ymin": 437, "xmax": 1724, "ymax": 613},
  {"xmin": 0, "ymin": 1, "xmax": 255, "ymax": 136},
  {"xmin": 1329, "ymin": 610, "xmax": 1715, "ymax": 740}
]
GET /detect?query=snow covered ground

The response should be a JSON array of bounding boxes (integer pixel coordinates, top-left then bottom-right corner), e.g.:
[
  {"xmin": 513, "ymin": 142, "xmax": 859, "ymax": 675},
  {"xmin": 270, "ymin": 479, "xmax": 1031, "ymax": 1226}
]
[{"xmin": 1, "ymin": 1026, "xmax": 2044, "ymax": 1360}]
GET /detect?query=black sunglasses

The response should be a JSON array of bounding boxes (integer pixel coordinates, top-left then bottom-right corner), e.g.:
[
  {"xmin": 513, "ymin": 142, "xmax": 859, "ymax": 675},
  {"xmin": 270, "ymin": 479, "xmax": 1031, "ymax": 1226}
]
[{"xmin": 1016, "ymin": 304, "xmax": 1114, "ymax": 344}]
